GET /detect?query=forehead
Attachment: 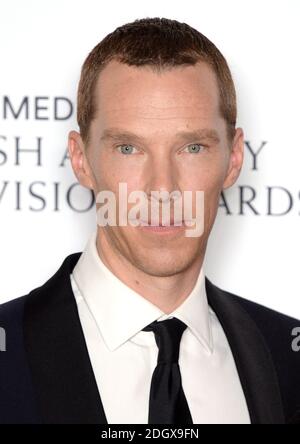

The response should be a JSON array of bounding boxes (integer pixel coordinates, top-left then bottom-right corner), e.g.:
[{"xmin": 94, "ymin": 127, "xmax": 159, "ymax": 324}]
[
  {"xmin": 90, "ymin": 60, "xmax": 224, "ymax": 142},
  {"xmin": 94, "ymin": 59, "xmax": 220, "ymax": 117}
]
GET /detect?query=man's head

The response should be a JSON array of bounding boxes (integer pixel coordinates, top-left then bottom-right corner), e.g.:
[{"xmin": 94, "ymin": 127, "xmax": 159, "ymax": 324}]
[{"xmin": 69, "ymin": 17, "xmax": 244, "ymax": 277}]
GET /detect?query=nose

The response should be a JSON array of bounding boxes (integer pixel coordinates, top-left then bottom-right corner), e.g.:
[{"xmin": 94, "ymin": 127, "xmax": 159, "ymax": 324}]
[
  {"xmin": 143, "ymin": 153, "xmax": 182, "ymax": 224},
  {"xmin": 145, "ymin": 153, "xmax": 179, "ymax": 199}
]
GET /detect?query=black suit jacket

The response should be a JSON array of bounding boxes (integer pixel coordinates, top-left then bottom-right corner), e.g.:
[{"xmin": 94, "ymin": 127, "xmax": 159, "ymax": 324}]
[{"xmin": 0, "ymin": 252, "xmax": 300, "ymax": 424}]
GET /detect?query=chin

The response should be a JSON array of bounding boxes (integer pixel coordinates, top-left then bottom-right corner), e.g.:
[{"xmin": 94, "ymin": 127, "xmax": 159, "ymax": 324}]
[{"xmin": 130, "ymin": 248, "xmax": 199, "ymax": 278}]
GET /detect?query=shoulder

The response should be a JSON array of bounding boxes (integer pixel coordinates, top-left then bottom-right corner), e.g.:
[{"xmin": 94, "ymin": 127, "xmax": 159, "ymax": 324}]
[
  {"xmin": 0, "ymin": 293, "xmax": 27, "ymax": 330},
  {"xmin": 0, "ymin": 252, "xmax": 82, "ymax": 360},
  {"xmin": 0, "ymin": 252, "xmax": 82, "ymax": 323},
  {"xmin": 207, "ymin": 279, "xmax": 300, "ymax": 423},
  {"xmin": 0, "ymin": 252, "xmax": 82, "ymax": 423},
  {"xmin": 214, "ymin": 282, "xmax": 299, "ymax": 340},
  {"xmin": 208, "ymin": 279, "xmax": 300, "ymax": 361},
  {"xmin": 226, "ymin": 289, "xmax": 300, "ymax": 381},
  {"xmin": 0, "ymin": 293, "xmax": 39, "ymax": 423}
]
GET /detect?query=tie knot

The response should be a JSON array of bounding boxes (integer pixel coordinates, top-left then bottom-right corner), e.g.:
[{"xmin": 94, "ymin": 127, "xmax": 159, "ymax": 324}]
[{"xmin": 142, "ymin": 317, "xmax": 187, "ymax": 364}]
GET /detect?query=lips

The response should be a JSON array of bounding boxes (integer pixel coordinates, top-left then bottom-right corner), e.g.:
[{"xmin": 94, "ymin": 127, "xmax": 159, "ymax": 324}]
[{"xmin": 139, "ymin": 219, "xmax": 185, "ymax": 227}]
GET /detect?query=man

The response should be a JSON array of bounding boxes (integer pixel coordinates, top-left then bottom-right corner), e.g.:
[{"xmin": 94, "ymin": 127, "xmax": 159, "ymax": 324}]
[{"xmin": 0, "ymin": 17, "xmax": 299, "ymax": 425}]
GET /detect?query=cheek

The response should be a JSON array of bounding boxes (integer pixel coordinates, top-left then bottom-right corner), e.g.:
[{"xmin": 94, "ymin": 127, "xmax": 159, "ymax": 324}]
[
  {"xmin": 88, "ymin": 154, "xmax": 127, "ymax": 194},
  {"xmin": 181, "ymin": 159, "xmax": 226, "ymax": 225},
  {"xmin": 182, "ymin": 161, "xmax": 226, "ymax": 195},
  {"xmin": 179, "ymin": 145, "xmax": 229, "ymax": 186},
  {"xmin": 97, "ymin": 151, "xmax": 144, "ymax": 191}
]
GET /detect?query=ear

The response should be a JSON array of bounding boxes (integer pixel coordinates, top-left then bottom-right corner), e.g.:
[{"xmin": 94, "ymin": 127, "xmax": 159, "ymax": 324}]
[
  {"xmin": 222, "ymin": 127, "xmax": 244, "ymax": 190},
  {"xmin": 68, "ymin": 130, "xmax": 94, "ymax": 190}
]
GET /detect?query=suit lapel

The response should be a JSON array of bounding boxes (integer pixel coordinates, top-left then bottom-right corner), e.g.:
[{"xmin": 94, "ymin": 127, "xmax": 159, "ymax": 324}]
[
  {"xmin": 23, "ymin": 253, "xmax": 108, "ymax": 424},
  {"xmin": 205, "ymin": 278, "xmax": 285, "ymax": 424}
]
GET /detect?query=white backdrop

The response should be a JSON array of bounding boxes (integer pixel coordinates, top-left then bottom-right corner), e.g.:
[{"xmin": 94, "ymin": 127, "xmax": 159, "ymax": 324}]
[{"xmin": 0, "ymin": 0, "xmax": 299, "ymax": 318}]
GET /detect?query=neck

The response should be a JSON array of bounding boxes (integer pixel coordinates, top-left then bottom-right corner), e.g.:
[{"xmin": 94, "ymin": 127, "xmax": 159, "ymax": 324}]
[{"xmin": 95, "ymin": 229, "xmax": 205, "ymax": 314}]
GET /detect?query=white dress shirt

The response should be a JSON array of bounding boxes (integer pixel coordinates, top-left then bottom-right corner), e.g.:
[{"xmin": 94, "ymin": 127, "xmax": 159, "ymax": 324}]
[{"xmin": 70, "ymin": 231, "xmax": 250, "ymax": 424}]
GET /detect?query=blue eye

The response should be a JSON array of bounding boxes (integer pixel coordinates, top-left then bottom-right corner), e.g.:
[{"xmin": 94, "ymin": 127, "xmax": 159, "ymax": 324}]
[
  {"xmin": 117, "ymin": 144, "xmax": 137, "ymax": 155},
  {"xmin": 184, "ymin": 143, "xmax": 204, "ymax": 154}
]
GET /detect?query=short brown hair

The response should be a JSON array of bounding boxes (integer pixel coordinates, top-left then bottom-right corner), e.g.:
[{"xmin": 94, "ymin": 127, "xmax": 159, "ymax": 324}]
[{"xmin": 77, "ymin": 17, "xmax": 237, "ymax": 144}]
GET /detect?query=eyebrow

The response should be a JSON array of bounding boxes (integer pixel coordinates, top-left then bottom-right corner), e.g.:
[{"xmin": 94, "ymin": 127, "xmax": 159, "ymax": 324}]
[{"xmin": 99, "ymin": 127, "xmax": 221, "ymax": 144}]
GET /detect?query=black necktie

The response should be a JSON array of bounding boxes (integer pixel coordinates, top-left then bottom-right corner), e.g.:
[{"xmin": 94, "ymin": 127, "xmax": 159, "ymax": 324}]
[{"xmin": 142, "ymin": 317, "xmax": 193, "ymax": 424}]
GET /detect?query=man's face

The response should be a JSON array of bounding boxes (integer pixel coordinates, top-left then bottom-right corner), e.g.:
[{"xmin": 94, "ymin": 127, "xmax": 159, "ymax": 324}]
[{"xmin": 70, "ymin": 59, "xmax": 243, "ymax": 277}]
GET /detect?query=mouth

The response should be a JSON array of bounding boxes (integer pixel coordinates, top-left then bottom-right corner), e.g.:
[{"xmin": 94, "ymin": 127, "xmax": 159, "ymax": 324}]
[{"xmin": 138, "ymin": 220, "xmax": 188, "ymax": 235}]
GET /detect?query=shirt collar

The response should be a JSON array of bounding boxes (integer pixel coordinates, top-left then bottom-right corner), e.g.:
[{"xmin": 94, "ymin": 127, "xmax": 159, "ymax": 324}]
[{"xmin": 72, "ymin": 231, "xmax": 213, "ymax": 354}]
